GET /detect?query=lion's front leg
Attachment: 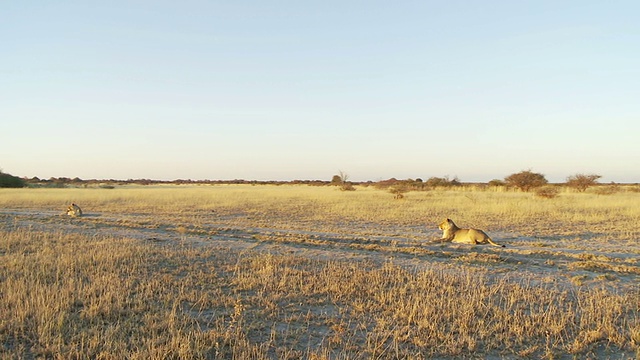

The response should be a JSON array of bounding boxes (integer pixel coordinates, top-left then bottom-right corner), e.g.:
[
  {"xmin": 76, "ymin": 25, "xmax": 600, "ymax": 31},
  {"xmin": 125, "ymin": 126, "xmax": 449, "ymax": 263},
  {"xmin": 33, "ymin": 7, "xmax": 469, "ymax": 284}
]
[{"xmin": 428, "ymin": 236, "xmax": 448, "ymax": 243}]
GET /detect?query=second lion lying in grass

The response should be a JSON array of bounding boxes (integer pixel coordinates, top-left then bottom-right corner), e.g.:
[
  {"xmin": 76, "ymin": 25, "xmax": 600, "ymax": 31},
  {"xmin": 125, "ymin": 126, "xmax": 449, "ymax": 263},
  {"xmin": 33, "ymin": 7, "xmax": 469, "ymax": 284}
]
[
  {"xmin": 437, "ymin": 218, "xmax": 505, "ymax": 247},
  {"xmin": 66, "ymin": 203, "xmax": 83, "ymax": 217}
]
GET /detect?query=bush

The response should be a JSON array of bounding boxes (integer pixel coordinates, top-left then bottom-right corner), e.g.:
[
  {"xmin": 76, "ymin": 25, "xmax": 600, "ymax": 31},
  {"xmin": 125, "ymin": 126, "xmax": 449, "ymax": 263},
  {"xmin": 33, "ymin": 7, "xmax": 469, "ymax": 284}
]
[
  {"xmin": 0, "ymin": 172, "xmax": 26, "ymax": 188},
  {"xmin": 389, "ymin": 186, "xmax": 409, "ymax": 199},
  {"xmin": 566, "ymin": 174, "xmax": 601, "ymax": 192},
  {"xmin": 504, "ymin": 170, "xmax": 548, "ymax": 192},
  {"xmin": 374, "ymin": 178, "xmax": 425, "ymax": 191},
  {"xmin": 331, "ymin": 171, "xmax": 356, "ymax": 191},
  {"xmin": 340, "ymin": 182, "xmax": 356, "ymax": 191},
  {"xmin": 425, "ymin": 176, "xmax": 460, "ymax": 188},
  {"xmin": 535, "ymin": 186, "xmax": 559, "ymax": 199},
  {"xmin": 330, "ymin": 175, "xmax": 343, "ymax": 186}
]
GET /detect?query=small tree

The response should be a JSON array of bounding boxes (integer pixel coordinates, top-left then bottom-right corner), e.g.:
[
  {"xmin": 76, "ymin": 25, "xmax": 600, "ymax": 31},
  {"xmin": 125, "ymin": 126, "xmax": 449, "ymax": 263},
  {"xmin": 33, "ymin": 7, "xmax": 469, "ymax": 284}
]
[
  {"xmin": 504, "ymin": 170, "xmax": 548, "ymax": 192},
  {"xmin": 330, "ymin": 175, "xmax": 343, "ymax": 185},
  {"xmin": 566, "ymin": 173, "xmax": 601, "ymax": 192},
  {"xmin": 332, "ymin": 171, "xmax": 355, "ymax": 191}
]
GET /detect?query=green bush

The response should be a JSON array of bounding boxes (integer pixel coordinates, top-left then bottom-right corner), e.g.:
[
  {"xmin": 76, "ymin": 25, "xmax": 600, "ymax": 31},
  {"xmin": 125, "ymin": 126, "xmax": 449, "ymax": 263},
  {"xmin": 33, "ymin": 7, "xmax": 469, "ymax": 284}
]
[{"xmin": 0, "ymin": 172, "xmax": 26, "ymax": 188}]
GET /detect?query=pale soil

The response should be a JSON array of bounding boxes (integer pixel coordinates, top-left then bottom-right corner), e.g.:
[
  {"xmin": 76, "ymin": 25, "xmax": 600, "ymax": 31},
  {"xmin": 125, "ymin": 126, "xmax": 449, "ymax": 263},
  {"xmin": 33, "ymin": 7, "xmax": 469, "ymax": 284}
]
[{"xmin": 2, "ymin": 207, "xmax": 638, "ymax": 292}]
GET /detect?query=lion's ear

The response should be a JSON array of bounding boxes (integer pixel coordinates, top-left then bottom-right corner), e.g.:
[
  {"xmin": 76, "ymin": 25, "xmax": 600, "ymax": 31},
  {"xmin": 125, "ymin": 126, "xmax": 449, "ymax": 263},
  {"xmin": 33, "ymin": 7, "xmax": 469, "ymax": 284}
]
[{"xmin": 446, "ymin": 218, "xmax": 451, "ymax": 221}]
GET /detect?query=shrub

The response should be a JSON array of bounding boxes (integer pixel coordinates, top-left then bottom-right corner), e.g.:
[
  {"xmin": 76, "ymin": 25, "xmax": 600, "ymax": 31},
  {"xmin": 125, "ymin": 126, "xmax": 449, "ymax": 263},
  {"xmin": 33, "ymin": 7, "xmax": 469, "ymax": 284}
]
[
  {"xmin": 340, "ymin": 182, "xmax": 356, "ymax": 191},
  {"xmin": 330, "ymin": 175, "xmax": 343, "ymax": 185},
  {"xmin": 566, "ymin": 174, "xmax": 601, "ymax": 192},
  {"xmin": 389, "ymin": 186, "xmax": 409, "ymax": 199},
  {"xmin": 331, "ymin": 171, "xmax": 355, "ymax": 191},
  {"xmin": 425, "ymin": 176, "xmax": 460, "ymax": 188},
  {"xmin": 504, "ymin": 170, "xmax": 548, "ymax": 192},
  {"xmin": 0, "ymin": 172, "xmax": 26, "ymax": 188},
  {"xmin": 375, "ymin": 178, "xmax": 426, "ymax": 191},
  {"xmin": 535, "ymin": 186, "xmax": 559, "ymax": 199}
]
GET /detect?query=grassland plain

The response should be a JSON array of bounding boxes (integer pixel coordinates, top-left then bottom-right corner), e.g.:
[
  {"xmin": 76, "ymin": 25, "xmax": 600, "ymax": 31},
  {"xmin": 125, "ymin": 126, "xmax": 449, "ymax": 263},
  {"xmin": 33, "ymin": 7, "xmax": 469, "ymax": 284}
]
[{"xmin": 0, "ymin": 184, "xmax": 639, "ymax": 359}]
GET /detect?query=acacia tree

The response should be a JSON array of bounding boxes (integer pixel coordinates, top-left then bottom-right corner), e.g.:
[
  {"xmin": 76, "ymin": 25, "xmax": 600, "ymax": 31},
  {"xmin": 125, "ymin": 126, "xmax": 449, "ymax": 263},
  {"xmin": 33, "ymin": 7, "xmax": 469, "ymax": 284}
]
[
  {"xmin": 566, "ymin": 173, "xmax": 601, "ymax": 192},
  {"xmin": 504, "ymin": 170, "xmax": 548, "ymax": 192}
]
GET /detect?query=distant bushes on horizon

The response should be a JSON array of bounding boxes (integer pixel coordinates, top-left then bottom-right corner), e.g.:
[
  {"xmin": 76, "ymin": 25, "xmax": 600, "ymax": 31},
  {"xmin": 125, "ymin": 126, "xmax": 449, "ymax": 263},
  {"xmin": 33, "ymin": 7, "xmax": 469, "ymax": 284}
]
[{"xmin": 8, "ymin": 171, "xmax": 637, "ymax": 194}]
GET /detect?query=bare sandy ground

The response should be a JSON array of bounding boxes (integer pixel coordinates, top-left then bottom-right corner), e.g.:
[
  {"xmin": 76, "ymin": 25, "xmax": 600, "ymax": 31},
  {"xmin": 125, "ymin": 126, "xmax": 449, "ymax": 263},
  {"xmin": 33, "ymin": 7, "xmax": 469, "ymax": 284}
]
[{"xmin": 2, "ymin": 208, "xmax": 638, "ymax": 292}]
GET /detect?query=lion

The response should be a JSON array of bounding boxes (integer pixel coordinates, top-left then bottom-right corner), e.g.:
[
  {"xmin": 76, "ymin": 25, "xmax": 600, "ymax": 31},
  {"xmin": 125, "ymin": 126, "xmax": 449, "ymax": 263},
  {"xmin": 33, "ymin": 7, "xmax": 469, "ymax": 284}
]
[
  {"xmin": 66, "ymin": 203, "xmax": 83, "ymax": 217},
  {"xmin": 437, "ymin": 218, "xmax": 504, "ymax": 247}
]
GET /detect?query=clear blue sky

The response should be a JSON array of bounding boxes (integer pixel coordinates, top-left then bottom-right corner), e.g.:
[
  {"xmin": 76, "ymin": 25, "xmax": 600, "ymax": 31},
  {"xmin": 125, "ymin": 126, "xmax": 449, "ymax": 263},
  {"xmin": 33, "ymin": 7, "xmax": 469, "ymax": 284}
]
[{"xmin": 2, "ymin": 1, "xmax": 639, "ymax": 182}]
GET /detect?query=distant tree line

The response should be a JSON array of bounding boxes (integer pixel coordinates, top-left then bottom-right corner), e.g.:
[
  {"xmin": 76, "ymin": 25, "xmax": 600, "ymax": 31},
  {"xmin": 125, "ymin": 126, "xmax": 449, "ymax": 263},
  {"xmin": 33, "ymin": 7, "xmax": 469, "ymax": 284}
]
[
  {"xmin": 364, "ymin": 170, "xmax": 609, "ymax": 197},
  {"xmin": 0, "ymin": 170, "xmax": 625, "ymax": 195},
  {"xmin": 20, "ymin": 176, "xmax": 332, "ymax": 187}
]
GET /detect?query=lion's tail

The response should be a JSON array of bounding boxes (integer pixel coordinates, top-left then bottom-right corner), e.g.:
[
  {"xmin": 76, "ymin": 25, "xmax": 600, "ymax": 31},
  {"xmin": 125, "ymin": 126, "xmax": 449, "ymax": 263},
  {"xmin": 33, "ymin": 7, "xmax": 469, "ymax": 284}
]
[{"xmin": 487, "ymin": 237, "xmax": 505, "ymax": 248}]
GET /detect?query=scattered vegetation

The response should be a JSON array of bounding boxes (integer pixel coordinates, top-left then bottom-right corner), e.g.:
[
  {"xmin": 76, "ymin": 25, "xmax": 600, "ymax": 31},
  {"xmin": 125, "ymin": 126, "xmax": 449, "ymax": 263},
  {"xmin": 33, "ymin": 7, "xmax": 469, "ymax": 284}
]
[
  {"xmin": 9, "ymin": 170, "xmax": 638, "ymax": 193},
  {"xmin": 373, "ymin": 177, "xmax": 460, "ymax": 192},
  {"xmin": 425, "ymin": 175, "xmax": 461, "ymax": 188},
  {"xmin": 25, "ymin": 177, "xmax": 331, "ymax": 187}
]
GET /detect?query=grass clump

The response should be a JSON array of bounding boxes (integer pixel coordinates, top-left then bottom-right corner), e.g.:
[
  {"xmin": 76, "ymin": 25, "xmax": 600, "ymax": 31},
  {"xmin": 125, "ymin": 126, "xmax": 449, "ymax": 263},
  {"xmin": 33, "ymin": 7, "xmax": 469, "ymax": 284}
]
[{"xmin": 535, "ymin": 185, "xmax": 560, "ymax": 199}]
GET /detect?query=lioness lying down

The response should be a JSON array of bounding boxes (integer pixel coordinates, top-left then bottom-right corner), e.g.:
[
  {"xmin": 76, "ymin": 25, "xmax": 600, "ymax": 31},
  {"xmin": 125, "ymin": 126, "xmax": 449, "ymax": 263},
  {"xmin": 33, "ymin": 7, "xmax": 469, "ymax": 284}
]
[
  {"xmin": 66, "ymin": 203, "xmax": 83, "ymax": 217},
  {"xmin": 438, "ymin": 218, "xmax": 504, "ymax": 247}
]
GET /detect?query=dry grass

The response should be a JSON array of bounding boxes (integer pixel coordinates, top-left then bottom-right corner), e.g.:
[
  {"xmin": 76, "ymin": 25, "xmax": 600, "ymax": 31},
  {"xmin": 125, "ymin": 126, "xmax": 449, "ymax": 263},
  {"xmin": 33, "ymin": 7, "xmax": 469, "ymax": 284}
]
[
  {"xmin": 3, "ymin": 184, "xmax": 640, "ymax": 236},
  {"xmin": 1, "ymin": 228, "xmax": 638, "ymax": 359},
  {"xmin": 1, "ymin": 185, "xmax": 639, "ymax": 358}
]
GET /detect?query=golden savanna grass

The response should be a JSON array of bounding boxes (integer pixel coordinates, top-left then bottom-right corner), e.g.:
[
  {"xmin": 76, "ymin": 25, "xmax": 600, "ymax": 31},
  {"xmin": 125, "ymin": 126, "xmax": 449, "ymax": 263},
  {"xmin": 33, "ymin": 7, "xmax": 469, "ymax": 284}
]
[{"xmin": 1, "ymin": 184, "xmax": 639, "ymax": 358}]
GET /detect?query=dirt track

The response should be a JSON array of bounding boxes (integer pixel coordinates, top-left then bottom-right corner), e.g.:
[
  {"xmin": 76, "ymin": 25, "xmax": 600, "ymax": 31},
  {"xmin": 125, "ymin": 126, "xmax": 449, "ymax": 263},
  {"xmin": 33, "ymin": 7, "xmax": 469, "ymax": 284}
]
[{"xmin": 2, "ymin": 208, "xmax": 638, "ymax": 292}]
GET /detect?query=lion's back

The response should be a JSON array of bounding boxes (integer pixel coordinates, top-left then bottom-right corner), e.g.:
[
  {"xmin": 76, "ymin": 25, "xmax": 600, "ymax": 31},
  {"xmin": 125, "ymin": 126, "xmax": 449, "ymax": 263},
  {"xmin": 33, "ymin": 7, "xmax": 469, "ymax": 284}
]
[{"xmin": 452, "ymin": 228, "xmax": 490, "ymax": 243}]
